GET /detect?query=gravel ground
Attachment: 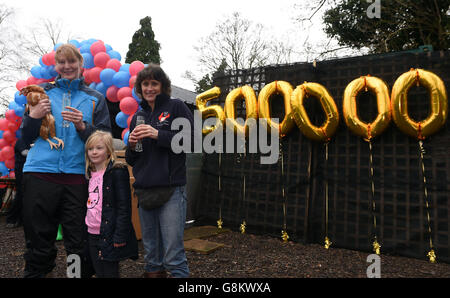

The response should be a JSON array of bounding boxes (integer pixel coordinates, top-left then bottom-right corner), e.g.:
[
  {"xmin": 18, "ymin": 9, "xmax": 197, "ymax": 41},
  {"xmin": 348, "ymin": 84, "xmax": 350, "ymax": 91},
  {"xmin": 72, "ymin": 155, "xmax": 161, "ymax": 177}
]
[{"xmin": 1, "ymin": 215, "xmax": 449, "ymax": 279}]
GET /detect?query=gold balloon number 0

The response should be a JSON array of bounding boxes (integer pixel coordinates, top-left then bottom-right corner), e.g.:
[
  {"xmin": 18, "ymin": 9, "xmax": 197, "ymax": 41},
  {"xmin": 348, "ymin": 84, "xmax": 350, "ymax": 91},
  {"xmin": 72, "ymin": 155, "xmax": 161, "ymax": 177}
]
[
  {"xmin": 391, "ymin": 68, "xmax": 448, "ymax": 140},
  {"xmin": 224, "ymin": 85, "xmax": 258, "ymax": 137},
  {"xmin": 343, "ymin": 76, "xmax": 391, "ymax": 140},
  {"xmin": 257, "ymin": 81, "xmax": 296, "ymax": 138},
  {"xmin": 291, "ymin": 82, "xmax": 339, "ymax": 142}
]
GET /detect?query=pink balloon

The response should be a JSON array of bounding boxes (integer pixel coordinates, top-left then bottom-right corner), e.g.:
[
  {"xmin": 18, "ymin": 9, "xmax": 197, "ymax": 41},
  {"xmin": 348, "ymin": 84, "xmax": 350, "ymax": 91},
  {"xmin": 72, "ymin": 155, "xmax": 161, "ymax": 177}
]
[
  {"xmin": 0, "ymin": 119, "xmax": 8, "ymax": 131},
  {"xmin": 42, "ymin": 53, "xmax": 52, "ymax": 66},
  {"xmin": 90, "ymin": 67, "xmax": 103, "ymax": 83},
  {"xmin": 7, "ymin": 122, "xmax": 19, "ymax": 132},
  {"xmin": 83, "ymin": 69, "xmax": 92, "ymax": 84},
  {"xmin": 106, "ymin": 86, "xmax": 120, "ymax": 102},
  {"xmin": 127, "ymin": 114, "xmax": 134, "ymax": 127},
  {"xmin": 16, "ymin": 80, "xmax": 28, "ymax": 91},
  {"xmin": 120, "ymin": 97, "xmax": 139, "ymax": 115},
  {"xmin": 5, "ymin": 110, "xmax": 18, "ymax": 123},
  {"xmin": 26, "ymin": 76, "xmax": 38, "ymax": 85},
  {"xmin": 105, "ymin": 59, "xmax": 122, "ymax": 72},
  {"xmin": 121, "ymin": 128, "xmax": 129, "ymax": 140},
  {"xmin": 48, "ymin": 51, "xmax": 56, "ymax": 65},
  {"xmin": 0, "ymin": 139, "xmax": 8, "ymax": 149},
  {"xmin": 94, "ymin": 52, "xmax": 110, "ymax": 68},
  {"xmin": 90, "ymin": 41, "xmax": 106, "ymax": 56},
  {"xmin": 3, "ymin": 130, "xmax": 15, "ymax": 143},
  {"xmin": 129, "ymin": 61, "xmax": 145, "ymax": 76},
  {"xmin": 8, "ymin": 171, "xmax": 15, "ymax": 178},
  {"xmin": 117, "ymin": 87, "xmax": 132, "ymax": 101},
  {"xmin": 2, "ymin": 146, "xmax": 14, "ymax": 160},
  {"xmin": 5, "ymin": 158, "xmax": 14, "ymax": 169},
  {"xmin": 129, "ymin": 75, "xmax": 137, "ymax": 89}
]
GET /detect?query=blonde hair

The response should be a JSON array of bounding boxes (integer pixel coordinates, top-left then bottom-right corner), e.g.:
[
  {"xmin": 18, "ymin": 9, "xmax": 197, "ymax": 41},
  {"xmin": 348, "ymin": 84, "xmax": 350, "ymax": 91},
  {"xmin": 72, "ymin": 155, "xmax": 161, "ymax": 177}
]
[
  {"xmin": 55, "ymin": 43, "xmax": 84, "ymax": 66},
  {"xmin": 85, "ymin": 130, "xmax": 116, "ymax": 178}
]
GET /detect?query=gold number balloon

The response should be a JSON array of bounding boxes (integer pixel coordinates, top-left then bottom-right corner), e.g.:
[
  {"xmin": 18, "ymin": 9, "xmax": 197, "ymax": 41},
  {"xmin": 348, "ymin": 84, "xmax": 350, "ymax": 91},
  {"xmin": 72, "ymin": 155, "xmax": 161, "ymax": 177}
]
[
  {"xmin": 343, "ymin": 76, "xmax": 391, "ymax": 140},
  {"xmin": 291, "ymin": 82, "xmax": 339, "ymax": 142},
  {"xmin": 258, "ymin": 81, "xmax": 295, "ymax": 137},
  {"xmin": 224, "ymin": 85, "xmax": 258, "ymax": 137},
  {"xmin": 196, "ymin": 87, "xmax": 226, "ymax": 135},
  {"xmin": 391, "ymin": 68, "xmax": 448, "ymax": 139}
]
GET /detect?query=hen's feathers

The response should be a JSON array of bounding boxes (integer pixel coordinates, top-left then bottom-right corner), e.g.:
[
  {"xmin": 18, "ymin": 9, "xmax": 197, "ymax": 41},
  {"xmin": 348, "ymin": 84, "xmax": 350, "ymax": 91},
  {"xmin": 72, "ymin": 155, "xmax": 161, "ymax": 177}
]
[{"xmin": 20, "ymin": 85, "xmax": 64, "ymax": 150}]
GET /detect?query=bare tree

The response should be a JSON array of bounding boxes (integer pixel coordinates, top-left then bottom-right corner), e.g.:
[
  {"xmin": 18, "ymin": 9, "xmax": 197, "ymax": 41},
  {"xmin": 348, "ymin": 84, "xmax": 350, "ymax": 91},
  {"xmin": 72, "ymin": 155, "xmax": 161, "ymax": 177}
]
[
  {"xmin": 0, "ymin": 4, "xmax": 34, "ymax": 114},
  {"xmin": 187, "ymin": 12, "xmax": 296, "ymax": 91}
]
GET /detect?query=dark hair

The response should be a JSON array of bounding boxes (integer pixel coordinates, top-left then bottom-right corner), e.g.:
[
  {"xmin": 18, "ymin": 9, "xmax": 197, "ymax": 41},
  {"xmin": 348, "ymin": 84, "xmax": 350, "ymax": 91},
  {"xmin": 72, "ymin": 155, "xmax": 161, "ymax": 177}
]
[{"xmin": 134, "ymin": 64, "xmax": 171, "ymax": 99}]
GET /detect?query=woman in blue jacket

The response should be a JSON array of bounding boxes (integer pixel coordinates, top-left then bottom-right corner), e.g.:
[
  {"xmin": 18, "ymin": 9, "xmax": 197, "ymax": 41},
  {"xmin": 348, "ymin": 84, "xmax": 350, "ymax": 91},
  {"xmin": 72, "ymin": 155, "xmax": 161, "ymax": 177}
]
[
  {"xmin": 21, "ymin": 43, "xmax": 111, "ymax": 278},
  {"xmin": 126, "ymin": 65, "xmax": 193, "ymax": 278}
]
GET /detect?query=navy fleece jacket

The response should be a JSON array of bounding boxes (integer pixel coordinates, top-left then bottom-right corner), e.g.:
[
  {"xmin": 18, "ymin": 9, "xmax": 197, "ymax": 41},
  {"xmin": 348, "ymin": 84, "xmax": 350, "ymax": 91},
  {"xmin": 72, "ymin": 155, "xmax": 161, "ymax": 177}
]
[{"xmin": 125, "ymin": 93, "xmax": 194, "ymax": 189}]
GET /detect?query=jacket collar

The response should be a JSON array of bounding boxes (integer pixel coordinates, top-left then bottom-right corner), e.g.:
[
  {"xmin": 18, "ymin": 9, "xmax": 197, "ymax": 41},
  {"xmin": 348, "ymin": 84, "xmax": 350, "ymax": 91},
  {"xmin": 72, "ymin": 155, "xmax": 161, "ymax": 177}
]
[
  {"xmin": 55, "ymin": 75, "xmax": 85, "ymax": 92},
  {"xmin": 140, "ymin": 93, "xmax": 170, "ymax": 112}
]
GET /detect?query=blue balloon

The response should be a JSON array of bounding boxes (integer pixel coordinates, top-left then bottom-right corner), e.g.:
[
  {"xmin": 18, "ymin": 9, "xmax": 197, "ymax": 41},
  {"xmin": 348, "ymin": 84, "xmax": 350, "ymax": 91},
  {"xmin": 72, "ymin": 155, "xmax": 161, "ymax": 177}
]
[
  {"xmin": 49, "ymin": 65, "xmax": 58, "ymax": 77},
  {"xmin": 13, "ymin": 104, "xmax": 24, "ymax": 117},
  {"xmin": 0, "ymin": 162, "xmax": 9, "ymax": 176},
  {"xmin": 69, "ymin": 39, "xmax": 80, "ymax": 48},
  {"xmin": 54, "ymin": 43, "xmax": 63, "ymax": 51},
  {"xmin": 15, "ymin": 130, "xmax": 21, "ymax": 139},
  {"xmin": 119, "ymin": 63, "xmax": 130, "ymax": 73},
  {"xmin": 14, "ymin": 91, "xmax": 27, "ymax": 105},
  {"xmin": 105, "ymin": 44, "xmax": 113, "ymax": 52},
  {"xmin": 100, "ymin": 68, "xmax": 116, "ymax": 86},
  {"xmin": 115, "ymin": 112, "xmax": 128, "ymax": 128},
  {"xmin": 123, "ymin": 131, "xmax": 129, "ymax": 145},
  {"xmin": 95, "ymin": 82, "xmax": 107, "ymax": 97},
  {"xmin": 89, "ymin": 82, "xmax": 97, "ymax": 89},
  {"xmin": 0, "ymin": 131, "xmax": 3, "ymax": 139},
  {"xmin": 108, "ymin": 50, "xmax": 121, "ymax": 61},
  {"xmin": 82, "ymin": 53, "xmax": 95, "ymax": 69},
  {"xmin": 40, "ymin": 66, "xmax": 52, "ymax": 80},
  {"xmin": 9, "ymin": 101, "xmax": 18, "ymax": 110},
  {"xmin": 112, "ymin": 71, "xmax": 131, "ymax": 88},
  {"xmin": 31, "ymin": 66, "xmax": 42, "ymax": 78},
  {"xmin": 80, "ymin": 43, "xmax": 91, "ymax": 54},
  {"xmin": 132, "ymin": 87, "xmax": 141, "ymax": 103},
  {"xmin": 39, "ymin": 57, "xmax": 45, "ymax": 67}
]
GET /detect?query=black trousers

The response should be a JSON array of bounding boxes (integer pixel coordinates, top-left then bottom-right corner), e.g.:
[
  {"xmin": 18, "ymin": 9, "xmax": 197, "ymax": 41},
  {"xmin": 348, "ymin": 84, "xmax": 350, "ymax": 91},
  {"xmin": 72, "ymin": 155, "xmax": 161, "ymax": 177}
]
[
  {"xmin": 87, "ymin": 234, "xmax": 119, "ymax": 278},
  {"xmin": 22, "ymin": 174, "xmax": 88, "ymax": 278}
]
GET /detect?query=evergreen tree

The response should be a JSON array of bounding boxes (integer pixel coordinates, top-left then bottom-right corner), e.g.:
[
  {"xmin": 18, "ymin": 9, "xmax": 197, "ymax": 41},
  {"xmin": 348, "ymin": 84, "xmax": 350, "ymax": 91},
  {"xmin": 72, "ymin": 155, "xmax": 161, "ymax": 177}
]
[
  {"xmin": 126, "ymin": 16, "xmax": 161, "ymax": 64},
  {"xmin": 322, "ymin": 0, "xmax": 450, "ymax": 53}
]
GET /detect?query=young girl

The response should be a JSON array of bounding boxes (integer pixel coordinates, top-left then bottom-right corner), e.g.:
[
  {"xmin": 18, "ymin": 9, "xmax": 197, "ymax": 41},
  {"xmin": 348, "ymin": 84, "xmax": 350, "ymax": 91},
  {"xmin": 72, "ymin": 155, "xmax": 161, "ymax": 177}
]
[{"xmin": 85, "ymin": 130, "xmax": 138, "ymax": 278}]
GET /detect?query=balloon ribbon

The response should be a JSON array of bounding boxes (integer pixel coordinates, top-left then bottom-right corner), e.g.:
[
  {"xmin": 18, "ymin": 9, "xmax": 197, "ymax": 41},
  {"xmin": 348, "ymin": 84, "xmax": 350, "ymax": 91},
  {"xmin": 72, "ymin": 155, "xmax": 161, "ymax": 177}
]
[
  {"xmin": 324, "ymin": 142, "xmax": 332, "ymax": 249},
  {"xmin": 217, "ymin": 151, "xmax": 223, "ymax": 229},
  {"xmin": 368, "ymin": 139, "xmax": 381, "ymax": 255},
  {"xmin": 280, "ymin": 142, "xmax": 289, "ymax": 242},
  {"xmin": 419, "ymin": 140, "xmax": 436, "ymax": 263}
]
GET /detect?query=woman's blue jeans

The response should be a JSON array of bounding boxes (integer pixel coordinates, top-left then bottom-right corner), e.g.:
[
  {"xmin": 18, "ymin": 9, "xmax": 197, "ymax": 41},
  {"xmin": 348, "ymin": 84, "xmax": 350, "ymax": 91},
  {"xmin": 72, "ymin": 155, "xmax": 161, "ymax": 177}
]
[{"xmin": 138, "ymin": 186, "xmax": 189, "ymax": 277}]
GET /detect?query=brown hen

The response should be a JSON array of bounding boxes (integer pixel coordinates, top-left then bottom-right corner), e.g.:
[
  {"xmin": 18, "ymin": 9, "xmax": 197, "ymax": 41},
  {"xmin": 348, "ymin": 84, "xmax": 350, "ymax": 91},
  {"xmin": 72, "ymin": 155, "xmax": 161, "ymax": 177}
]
[{"xmin": 20, "ymin": 85, "xmax": 64, "ymax": 150}]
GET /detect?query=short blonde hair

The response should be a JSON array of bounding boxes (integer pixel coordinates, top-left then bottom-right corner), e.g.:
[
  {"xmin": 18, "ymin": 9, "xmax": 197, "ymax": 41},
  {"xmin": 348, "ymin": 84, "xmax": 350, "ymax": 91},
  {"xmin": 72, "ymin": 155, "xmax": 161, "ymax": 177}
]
[
  {"xmin": 55, "ymin": 43, "xmax": 84, "ymax": 66},
  {"xmin": 85, "ymin": 130, "xmax": 116, "ymax": 178}
]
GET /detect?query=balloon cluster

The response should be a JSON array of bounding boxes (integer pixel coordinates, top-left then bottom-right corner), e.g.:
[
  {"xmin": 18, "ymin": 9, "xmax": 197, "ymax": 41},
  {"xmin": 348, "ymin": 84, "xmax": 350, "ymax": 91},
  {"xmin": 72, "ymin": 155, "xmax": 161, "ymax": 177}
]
[{"xmin": 2, "ymin": 38, "xmax": 147, "ymax": 178}]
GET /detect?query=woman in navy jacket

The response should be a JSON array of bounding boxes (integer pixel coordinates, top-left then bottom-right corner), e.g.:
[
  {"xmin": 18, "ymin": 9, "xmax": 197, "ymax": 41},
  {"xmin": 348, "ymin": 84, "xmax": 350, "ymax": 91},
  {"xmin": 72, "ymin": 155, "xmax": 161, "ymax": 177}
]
[{"xmin": 126, "ymin": 65, "xmax": 193, "ymax": 278}]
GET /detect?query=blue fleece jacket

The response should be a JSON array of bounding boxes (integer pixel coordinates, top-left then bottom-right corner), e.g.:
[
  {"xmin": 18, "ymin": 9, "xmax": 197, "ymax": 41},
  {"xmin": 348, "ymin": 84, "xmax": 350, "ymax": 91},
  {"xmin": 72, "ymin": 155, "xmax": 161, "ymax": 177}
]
[{"xmin": 22, "ymin": 76, "xmax": 111, "ymax": 174}]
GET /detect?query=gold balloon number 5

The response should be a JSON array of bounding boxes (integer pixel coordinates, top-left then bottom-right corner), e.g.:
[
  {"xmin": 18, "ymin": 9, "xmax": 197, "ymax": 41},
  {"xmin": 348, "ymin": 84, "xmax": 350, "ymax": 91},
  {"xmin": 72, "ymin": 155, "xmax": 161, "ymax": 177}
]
[{"xmin": 196, "ymin": 87, "xmax": 226, "ymax": 135}]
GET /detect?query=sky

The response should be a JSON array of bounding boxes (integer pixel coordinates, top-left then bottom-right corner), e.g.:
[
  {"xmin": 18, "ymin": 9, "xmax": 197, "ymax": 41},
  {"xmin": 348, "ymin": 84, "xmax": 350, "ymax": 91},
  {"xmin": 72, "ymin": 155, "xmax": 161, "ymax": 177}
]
[{"xmin": 3, "ymin": 0, "xmax": 305, "ymax": 92}]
